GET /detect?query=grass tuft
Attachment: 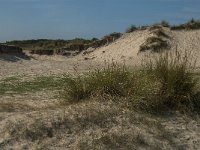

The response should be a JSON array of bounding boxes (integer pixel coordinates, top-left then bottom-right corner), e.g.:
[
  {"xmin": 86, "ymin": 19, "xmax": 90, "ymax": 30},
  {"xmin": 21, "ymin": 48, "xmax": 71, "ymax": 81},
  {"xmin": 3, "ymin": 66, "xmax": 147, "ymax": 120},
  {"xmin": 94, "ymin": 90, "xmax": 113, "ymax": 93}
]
[
  {"xmin": 143, "ymin": 50, "xmax": 198, "ymax": 110},
  {"xmin": 63, "ymin": 63, "xmax": 137, "ymax": 102}
]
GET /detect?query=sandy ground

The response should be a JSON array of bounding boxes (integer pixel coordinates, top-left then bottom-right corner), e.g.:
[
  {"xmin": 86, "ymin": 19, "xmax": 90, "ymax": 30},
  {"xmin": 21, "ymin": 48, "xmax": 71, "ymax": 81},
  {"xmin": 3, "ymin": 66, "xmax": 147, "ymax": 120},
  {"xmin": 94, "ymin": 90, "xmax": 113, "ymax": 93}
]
[
  {"xmin": 0, "ymin": 54, "xmax": 100, "ymax": 80},
  {"xmin": 0, "ymin": 28, "xmax": 200, "ymax": 149}
]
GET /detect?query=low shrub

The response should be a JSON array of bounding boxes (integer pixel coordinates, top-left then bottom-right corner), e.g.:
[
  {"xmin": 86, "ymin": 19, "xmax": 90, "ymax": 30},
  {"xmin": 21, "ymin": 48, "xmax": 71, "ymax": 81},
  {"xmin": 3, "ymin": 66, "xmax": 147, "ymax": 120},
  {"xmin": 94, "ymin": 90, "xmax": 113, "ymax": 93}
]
[{"xmin": 126, "ymin": 25, "xmax": 138, "ymax": 33}]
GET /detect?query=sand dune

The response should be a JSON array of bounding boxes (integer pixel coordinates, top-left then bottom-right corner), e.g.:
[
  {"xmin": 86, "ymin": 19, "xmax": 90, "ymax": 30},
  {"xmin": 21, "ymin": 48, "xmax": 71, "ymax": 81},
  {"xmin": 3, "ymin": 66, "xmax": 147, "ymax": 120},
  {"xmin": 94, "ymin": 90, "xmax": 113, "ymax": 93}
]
[
  {"xmin": 0, "ymin": 27, "xmax": 200, "ymax": 79},
  {"xmin": 0, "ymin": 27, "xmax": 200, "ymax": 149},
  {"xmin": 81, "ymin": 27, "xmax": 200, "ymax": 67}
]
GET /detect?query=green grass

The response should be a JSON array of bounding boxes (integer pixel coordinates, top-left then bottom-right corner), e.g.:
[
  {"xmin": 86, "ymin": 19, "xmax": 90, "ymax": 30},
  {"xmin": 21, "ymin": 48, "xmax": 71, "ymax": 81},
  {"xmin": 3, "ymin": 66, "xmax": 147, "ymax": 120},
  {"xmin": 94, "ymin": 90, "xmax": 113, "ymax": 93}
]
[
  {"xmin": 62, "ymin": 63, "xmax": 157, "ymax": 103},
  {"xmin": 0, "ymin": 76, "xmax": 67, "ymax": 95}
]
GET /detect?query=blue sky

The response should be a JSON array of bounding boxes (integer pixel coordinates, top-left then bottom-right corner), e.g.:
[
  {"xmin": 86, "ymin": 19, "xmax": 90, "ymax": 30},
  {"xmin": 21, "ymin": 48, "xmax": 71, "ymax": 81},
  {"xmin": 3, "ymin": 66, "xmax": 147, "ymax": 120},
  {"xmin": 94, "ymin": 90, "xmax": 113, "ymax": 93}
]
[{"xmin": 0, "ymin": 0, "xmax": 200, "ymax": 42}]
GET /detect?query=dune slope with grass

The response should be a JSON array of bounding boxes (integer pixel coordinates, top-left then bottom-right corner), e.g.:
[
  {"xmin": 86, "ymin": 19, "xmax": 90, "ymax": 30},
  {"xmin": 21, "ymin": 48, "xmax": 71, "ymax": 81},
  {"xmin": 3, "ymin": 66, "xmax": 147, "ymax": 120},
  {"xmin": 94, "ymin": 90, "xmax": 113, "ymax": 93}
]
[
  {"xmin": 0, "ymin": 24, "xmax": 200, "ymax": 149},
  {"xmin": 81, "ymin": 26, "xmax": 200, "ymax": 68}
]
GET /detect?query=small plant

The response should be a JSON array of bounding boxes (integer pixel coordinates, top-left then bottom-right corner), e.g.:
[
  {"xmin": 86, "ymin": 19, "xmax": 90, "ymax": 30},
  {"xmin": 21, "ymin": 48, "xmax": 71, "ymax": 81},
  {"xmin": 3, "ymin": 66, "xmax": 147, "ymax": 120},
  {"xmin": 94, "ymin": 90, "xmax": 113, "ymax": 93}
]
[
  {"xmin": 140, "ymin": 36, "xmax": 169, "ymax": 52},
  {"xmin": 126, "ymin": 25, "xmax": 138, "ymax": 33},
  {"xmin": 150, "ymin": 20, "xmax": 170, "ymax": 30},
  {"xmin": 62, "ymin": 76, "xmax": 92, "ymax": 102},
  {"xmin": 160, "ymin": 20, "xmax": 170, "ymax": 27}
]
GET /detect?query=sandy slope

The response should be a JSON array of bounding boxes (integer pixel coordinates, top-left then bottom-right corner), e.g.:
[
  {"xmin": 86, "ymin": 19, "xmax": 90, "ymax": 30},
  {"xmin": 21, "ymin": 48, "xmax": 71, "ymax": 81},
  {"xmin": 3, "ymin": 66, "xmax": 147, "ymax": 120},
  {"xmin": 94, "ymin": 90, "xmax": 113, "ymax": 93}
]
[
  {"xmin": 81, "ymin": 28, "xmax": 200, "ymax": 67},
  {"xmin": 79, "ymin": 29, "xmax": 150, "ymax": 64}
]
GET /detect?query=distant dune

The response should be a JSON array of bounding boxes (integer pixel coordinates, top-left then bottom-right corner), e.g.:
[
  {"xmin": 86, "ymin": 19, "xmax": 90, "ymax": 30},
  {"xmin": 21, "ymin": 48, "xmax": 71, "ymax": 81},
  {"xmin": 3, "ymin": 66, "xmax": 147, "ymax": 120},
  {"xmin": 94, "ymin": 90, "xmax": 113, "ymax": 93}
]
[
  {"xmin": 80, "ymin": 27, "xmax": 200, "ymax": 68},
  {"xmin": 1, "ymin": 26, "xmax": 200, "ymax": 78}
]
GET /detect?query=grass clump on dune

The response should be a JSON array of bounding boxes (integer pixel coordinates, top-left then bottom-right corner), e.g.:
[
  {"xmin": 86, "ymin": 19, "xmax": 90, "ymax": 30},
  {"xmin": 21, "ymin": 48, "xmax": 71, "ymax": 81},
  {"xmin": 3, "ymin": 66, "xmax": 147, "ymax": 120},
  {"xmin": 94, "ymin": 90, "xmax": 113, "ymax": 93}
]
[
  {"xmin": 63, "ymin": 63, "xmax": 156, "ymax": 103},
  {"xmin": 143, "ymin": 50, "xmax": 199, "ymax": 111},
  {"xmin": 63, "ymin": 50, "xmax": 199, "ymax": 113},
  {"xmin": 63, "ymin": 64, "xmax": 137, "ymax": 101}
]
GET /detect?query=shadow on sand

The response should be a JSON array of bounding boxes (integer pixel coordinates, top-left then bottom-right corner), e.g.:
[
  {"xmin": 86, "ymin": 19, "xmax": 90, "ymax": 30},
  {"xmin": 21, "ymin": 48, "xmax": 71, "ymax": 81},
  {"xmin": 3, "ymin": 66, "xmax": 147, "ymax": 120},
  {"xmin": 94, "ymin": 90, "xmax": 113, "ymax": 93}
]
[{"xmin": 0, "ymin": 53, "xmax": 31, "ymax": 62}]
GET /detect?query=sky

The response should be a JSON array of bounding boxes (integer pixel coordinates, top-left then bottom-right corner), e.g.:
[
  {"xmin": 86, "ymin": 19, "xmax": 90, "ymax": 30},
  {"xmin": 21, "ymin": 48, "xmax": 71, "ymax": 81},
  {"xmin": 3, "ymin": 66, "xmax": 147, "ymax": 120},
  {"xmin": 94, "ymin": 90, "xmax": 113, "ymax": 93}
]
[{"xmin": 0, "ymin": 0, "xmax": 200, "ymax": 42}]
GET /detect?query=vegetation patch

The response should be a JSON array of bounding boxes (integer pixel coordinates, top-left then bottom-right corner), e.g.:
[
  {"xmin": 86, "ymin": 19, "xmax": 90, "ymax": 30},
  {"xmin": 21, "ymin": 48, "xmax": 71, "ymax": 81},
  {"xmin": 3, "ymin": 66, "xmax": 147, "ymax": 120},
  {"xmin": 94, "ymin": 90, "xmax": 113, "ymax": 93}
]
[
  {"xmin": 140, "ymin": 26, "xmax": 170, "ymax": 52},
  {"xmin": 62, "ymin": 64, "xmax": 157, "ymax": 103},
  {"xmin": 0, "ymin": 76, "xmax": 67, "ymax": 95},
  {"xmin": 61, "ymin": 51, "xmax": 199, "ymax": 113},
  {"xmin": 171, "ymin": 19, "xmax": 200, "ymax": 30},
  {"xmin": 140, "ymin": 36, "xmax": 169, "ymax": 52},
  {"xmin": 5, "ymin": 33, "xmax": 122, "ymax": 56},
  {"xmin": 142, "ymin": 50, "xmax": 199, "ymax": 112},
  {"xmin": 125, "ymin": 25, "xmax": 138, "ymax": 33},
  {"xmin": 150, "ymin": 28, "xmax": 170, "ymax": 38},
  {"xmin": 30, "ymin": 49, "xmax": 54, "ymax": 55}
]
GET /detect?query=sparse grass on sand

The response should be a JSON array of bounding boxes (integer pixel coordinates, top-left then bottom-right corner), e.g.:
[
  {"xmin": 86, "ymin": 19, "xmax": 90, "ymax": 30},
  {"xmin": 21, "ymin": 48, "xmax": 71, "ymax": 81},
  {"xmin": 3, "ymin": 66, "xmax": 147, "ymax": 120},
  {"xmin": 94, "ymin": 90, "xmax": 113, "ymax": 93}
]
[
  {"xmin": 0, "ymin": 76, "xmax": 66, "ymax": 96},
  {"xmin": 1, "ymin": 50, "xmax": 199, "ymax": 113},
  {"xmin": 0, "ymin": 50, "xmax": 200, "ymax": 149},
  {"xmin": 62, "ymin": 50, "xmax": 199, "ymax": 113}
]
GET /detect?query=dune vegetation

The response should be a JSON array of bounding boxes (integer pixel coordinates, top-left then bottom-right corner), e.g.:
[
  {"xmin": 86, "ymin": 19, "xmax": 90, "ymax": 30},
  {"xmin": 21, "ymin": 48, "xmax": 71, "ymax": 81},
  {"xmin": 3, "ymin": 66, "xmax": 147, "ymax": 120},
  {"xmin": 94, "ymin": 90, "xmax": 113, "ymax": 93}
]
[{"xmin": 1, "ymin": 20, "xmax": 200, "ymax": 149}]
